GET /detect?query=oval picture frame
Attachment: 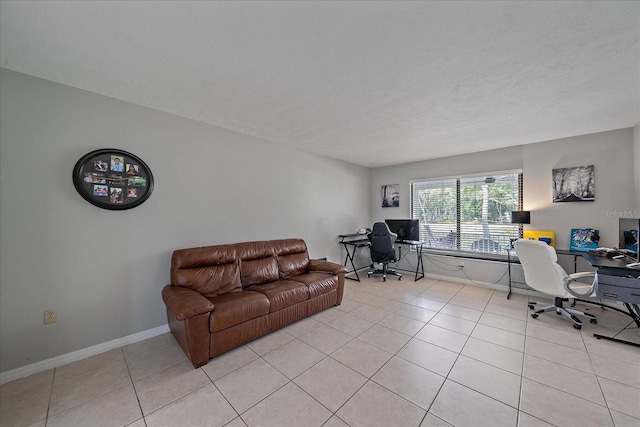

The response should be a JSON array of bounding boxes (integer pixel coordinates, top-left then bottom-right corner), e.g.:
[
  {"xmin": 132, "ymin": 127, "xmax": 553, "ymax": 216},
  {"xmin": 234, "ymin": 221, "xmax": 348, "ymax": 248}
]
[{"xmin": 73, "ymin": 149, "xmax": 154, "ymax": 210}]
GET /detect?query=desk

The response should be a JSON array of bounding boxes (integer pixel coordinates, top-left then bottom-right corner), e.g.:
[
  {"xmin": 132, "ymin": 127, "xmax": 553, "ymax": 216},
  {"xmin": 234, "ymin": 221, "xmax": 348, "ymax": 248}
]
[
  {"xmin": 556, "ymin": 248, "xmax": 584, "ymax": 273},
  {"xmin": 395, "ymin": 240, "xmax": 425, "ymax": 281},
  {"xmin": 338, "ymin": 234, "xmax": 425, "ymax": 282},
  {"xmin": 511, "ymin": 247, "xmax": 640, "ymax": 346},
  {"xmin": 509, "ymin": 248, "xmax": 626, "ymax": 295},
  {"xmin": 580, "ymin": 252, "xmax": 640, "ymax": 347},
  {"xmin": 507, "ymin": 248, "xmax": 515, "ymax": 299},
  {"xmin": 338, "ymin": 233, "xmax": 371, "ymax": 281}
]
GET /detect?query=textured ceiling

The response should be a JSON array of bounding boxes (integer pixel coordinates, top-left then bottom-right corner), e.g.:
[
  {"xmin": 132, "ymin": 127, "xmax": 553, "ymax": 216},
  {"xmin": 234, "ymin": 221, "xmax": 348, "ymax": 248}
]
[{"xmin": 1, "ymin": 1, "xmax": 639, "ymax": 168}]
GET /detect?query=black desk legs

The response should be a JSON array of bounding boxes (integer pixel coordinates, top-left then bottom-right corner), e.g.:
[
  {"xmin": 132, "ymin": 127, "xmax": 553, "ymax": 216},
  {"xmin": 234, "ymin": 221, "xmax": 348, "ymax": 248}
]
[
  {"xmin": 392, "ymin": 244, "xmax": 424, "ymax": 282},
  {"xmin": 594, "ymin": 332, "xmax": 640, "ymax": 348},
  {"xmin": 630, "ymin": 303, "xmax": 640, "ymax": 327},
  {"xmin": 342, "ymin": 240, "xmax": 425, "ymax": 283},
  {"xmin": 414, "ymin": 244, "xmax": 425, "ymax": 281},
  {"xmin": 588, "ymin": 301, "xmax": 640, "ymax": 347},
  {"xmin": 342, "ymin": 243, "xmax": 362, "ymax": 282},
  {"xmin": 507, "ymin": 250, "xmax": 512, "ymax": 300}
]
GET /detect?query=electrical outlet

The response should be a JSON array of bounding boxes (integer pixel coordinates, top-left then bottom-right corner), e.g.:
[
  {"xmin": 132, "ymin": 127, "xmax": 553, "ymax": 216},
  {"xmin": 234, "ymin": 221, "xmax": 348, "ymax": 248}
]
[
  {"xmin": 458, "ymin": 261, "xmax": 465, "ymax": 267},
  {"xmin": 44, "ymin": 309, "xmax": 57, "ymax": 324}
]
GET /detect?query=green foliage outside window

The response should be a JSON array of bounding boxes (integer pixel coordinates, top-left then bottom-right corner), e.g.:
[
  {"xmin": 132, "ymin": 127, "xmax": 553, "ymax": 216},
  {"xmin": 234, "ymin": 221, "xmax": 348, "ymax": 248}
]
[{"xmin": 411, "ymin": 173, "xmax": 522, "ymax": 254}]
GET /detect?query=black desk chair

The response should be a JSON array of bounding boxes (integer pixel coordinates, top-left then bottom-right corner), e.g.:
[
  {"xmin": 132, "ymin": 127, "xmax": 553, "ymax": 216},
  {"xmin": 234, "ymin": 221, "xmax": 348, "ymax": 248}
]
[{"xmin": 367, "ymin": 222, "xmax": 402, "ymax": 281}]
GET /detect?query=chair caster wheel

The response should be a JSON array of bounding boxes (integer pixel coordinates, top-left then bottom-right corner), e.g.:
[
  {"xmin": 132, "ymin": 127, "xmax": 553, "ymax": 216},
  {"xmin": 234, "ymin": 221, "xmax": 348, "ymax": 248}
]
[
  {"xmin": 590, "ymin": 318, "xmax": 597, "ymax": 324},
  {"xmin": 528, "ymin": 304, "xmax": 535, "ymax": 310},
  {"xmin": 531, "ymin": 313, "xmax": 538, "ymax": 319},
  {"xmin": 383, "ymin": 277, "xmax": 386, "ymax": 282},
  {"xmin": 398, "ymin": 276, "xmax": 402, "ymax": 281},
  {"xmin": 573, "ymin": 323, "xmax": 582, "ymax": 330}
]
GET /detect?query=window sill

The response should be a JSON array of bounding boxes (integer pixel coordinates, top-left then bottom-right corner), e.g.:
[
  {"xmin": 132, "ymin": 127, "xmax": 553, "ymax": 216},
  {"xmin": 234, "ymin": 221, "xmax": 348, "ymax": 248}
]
[{"xmin": 422, "ymin": 247, "xmax": 511, "ymax": 262}]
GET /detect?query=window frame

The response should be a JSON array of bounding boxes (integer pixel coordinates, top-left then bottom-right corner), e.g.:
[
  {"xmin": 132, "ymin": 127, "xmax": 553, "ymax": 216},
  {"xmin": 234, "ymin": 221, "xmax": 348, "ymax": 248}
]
[{"xmin": 410, "ymin": 169, "xmax": 523, "ymax": 258}]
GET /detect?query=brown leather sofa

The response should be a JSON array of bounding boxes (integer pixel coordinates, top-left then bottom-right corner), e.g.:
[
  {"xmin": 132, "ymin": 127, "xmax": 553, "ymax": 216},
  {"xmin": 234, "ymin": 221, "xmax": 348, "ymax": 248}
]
[{"xmin": 162, "ymin": 238, "xmax": 347, "ymax": 368}]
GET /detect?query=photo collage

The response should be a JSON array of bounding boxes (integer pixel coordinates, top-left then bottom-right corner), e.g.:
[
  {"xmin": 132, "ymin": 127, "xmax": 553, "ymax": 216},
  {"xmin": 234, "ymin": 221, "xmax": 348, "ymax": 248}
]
[{"xmin": 81, "ymin": 153, "xmax": 149, "ymax": 206}]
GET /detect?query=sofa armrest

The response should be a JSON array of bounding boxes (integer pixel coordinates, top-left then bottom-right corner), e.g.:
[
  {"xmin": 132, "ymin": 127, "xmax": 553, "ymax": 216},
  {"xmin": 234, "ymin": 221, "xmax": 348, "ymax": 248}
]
[
  {"xmin": 308, "ymin": 259, "xmax": 347, "ymax": 275},
  {"xmin": 162, "ymin": 285, "xmax": 214, "ymax": 321}
]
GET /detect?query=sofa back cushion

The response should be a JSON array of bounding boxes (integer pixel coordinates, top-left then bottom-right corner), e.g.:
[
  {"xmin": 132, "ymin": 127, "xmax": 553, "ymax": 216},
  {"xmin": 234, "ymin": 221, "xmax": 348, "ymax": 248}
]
[
  {"xmin": 171, "ymin": 244, "xmax": 241, "ymax": 297},
  {"xmin": 236, "ymin": 241, "xmax": 279, "ymax": 287},
  {"xmin": 272, "ymin": 239, "xmax": 310, "ymax": 279}
]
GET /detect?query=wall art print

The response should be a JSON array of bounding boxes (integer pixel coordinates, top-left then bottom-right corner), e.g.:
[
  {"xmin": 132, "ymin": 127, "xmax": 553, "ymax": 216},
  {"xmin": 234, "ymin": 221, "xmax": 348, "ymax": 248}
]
[
  {"xmin": 381, "ymin": 184, "xmax": 399, "ymax": 208},
  {"xmin": 73, "ymin": 148, "xmax": 154, "ymax": 210},
  {"xmin": 552, "ymin": 165, "xmax": 594, "ymax": 202},
  {"xmin": 570, "ymin": 228, "xmax": 600, "ymax": 252}
]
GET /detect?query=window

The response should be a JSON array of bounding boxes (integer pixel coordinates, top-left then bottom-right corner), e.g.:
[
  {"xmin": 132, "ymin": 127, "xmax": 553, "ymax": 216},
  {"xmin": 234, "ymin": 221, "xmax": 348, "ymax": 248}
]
[{"xmin": 411, "ymin": 171, "xmax": 523, "ymax": 255}]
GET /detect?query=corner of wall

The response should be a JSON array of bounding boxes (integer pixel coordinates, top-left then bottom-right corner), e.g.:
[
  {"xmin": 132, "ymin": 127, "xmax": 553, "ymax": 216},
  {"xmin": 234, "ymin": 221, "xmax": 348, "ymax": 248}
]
[{"xmin": 634, "ymin": 122, "xmax": 640, "ymax": 213}]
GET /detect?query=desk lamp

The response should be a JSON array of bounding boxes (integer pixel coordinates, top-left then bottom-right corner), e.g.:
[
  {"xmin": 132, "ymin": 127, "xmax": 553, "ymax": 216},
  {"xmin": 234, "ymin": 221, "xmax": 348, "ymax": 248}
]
[
  {"xmin": 506, "ymin": 210, "xmax": 530, "ymax": 299},
  {"xmin": 511, "ymin": 210, "xmax": 531, "ymax": 246}
]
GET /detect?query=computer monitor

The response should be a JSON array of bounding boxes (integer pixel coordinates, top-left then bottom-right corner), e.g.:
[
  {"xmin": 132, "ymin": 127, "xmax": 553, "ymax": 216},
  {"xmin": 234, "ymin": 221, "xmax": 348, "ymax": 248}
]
[
  {"xmin": 385, "ymin": 219, "xmax": 420, "ymax": 242},
  {"xmin": 619, "ymin": 218, "xmax": 639, "ymax": 261}
]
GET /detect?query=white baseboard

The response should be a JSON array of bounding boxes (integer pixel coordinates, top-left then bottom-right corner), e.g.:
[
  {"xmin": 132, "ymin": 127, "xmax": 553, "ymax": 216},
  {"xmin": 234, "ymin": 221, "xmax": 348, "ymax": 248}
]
[{"xmin": 0, "ymin": 324, "xmax": 170, "ymax": 385}]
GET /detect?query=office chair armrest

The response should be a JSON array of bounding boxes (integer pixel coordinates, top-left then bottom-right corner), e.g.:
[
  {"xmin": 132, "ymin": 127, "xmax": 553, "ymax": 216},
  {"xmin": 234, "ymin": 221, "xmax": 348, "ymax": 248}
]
[{"xmin": 563, "ymin": 272, "xmax": 597, "ymax": 298}]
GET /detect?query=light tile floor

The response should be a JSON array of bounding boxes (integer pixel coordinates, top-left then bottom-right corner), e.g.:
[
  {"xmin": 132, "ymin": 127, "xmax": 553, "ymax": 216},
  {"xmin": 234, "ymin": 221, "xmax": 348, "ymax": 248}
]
[{"xmin": 2, "ymin": 277, "xmax": 639, "ymax": 427}]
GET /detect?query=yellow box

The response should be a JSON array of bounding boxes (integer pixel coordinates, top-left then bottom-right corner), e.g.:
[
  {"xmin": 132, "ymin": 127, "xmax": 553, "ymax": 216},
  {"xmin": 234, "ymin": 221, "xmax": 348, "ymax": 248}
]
[{"xmin": 523, "ymin": 230, "xmax": 555, "ymax": 247}]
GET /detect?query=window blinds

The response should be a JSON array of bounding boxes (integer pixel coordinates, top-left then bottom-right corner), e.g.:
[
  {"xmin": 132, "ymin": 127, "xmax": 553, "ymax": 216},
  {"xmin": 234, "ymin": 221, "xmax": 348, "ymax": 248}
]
[{"xmin": 411, "ymin": 172, "xmax": 522, "ymax": 254}]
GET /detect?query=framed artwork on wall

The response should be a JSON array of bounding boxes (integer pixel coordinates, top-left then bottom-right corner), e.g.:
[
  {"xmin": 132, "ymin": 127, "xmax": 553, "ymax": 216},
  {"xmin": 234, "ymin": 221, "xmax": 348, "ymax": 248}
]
[
  {"xmin": 552, "ymin": 165, "xmax": 594, "ymax": 202},
  {"xmin": 73, "ymin": 148, "xmax": 154, "ymax": 210},
  {"xmin": 381, "ymin": 184, "xmax": 399, "ymax": 207},
  {"xmin": 570, "ymin": 228, "xmax": 600, "ymax": 252}
]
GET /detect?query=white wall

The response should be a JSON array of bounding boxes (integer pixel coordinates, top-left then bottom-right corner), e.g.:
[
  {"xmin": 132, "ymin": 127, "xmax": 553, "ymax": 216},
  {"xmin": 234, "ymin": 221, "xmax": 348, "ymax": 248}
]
[
  {"xmin": 370, "ymin": 128, "xmax": 636, "ymax": 289},
  {"xmin": 0, "ymin": 69, "xmax": 370, "ymax": 373},
  {"xmin": 522, "ymin": 128, "xmax": 635, "ymax": 249},
  {"xmin": 370, "ymin": 145, "xmax": 523, "ymax": 221},
  {"xmin": 635, "ymin": 121, "xmax": 640, "ymax": 213}
]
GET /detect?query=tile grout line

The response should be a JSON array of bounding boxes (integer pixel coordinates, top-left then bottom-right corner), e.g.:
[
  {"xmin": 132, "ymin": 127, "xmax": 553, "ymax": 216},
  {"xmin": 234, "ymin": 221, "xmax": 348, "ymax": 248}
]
[
  {"xmin": 43, "ymin": 365, "xmax": 56, "ymax": 427},
  {"xmin": 16, "ymin": 278, "xmax": 637, "ymax": 427},
  {"xmin": 582, "ymin": 325, "xmax": 637, "ymax": 425}
]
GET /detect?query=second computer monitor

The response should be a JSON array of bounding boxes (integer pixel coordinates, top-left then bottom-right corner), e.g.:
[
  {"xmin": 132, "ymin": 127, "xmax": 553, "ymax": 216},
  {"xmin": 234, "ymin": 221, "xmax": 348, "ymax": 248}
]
[{"xmin": 619, "ymin": 217, "xmax": 639, "ymax": 261}]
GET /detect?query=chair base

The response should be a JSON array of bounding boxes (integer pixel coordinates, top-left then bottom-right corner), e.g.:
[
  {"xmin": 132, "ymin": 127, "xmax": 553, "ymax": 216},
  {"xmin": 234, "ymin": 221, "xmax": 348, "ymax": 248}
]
[
  {"xmin": 367, "ymin": 263, "xmax": 402, "ymax": 282},
  {"xmin": 528, "ymin": 297, "xmax": 597, "ymax": 330}
]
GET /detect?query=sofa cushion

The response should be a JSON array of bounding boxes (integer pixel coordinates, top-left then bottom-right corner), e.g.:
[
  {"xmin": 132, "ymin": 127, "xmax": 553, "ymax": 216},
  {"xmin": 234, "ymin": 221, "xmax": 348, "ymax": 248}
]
[
  {"xmin": 171, "ymin": 244, "xmax": 241, "ymax": 297},
  {"xmin": 247, "ymin": 280, "xmax": 310, "ymax": 312},
  {"xmin": 272, "ymin": 239, "xmax": 310, "ymax": 279},
  {"xmin": 289, "ymin": 272, "xmax": 338, "ymax": 298},
  {"xmin": 209, "ymin": 291, "xmax": 270, "ymax": 332},
  {"xmin": 236, "ymin": 241, "xmax": 279, "ymax": 287}
]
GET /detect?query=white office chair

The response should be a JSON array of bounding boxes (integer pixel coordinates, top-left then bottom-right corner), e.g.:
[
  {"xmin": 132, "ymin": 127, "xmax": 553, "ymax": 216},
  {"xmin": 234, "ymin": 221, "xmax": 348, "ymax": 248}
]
[{"xmin": 514, "ymin": 239, "xmax": 598, "ymax": 329}]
